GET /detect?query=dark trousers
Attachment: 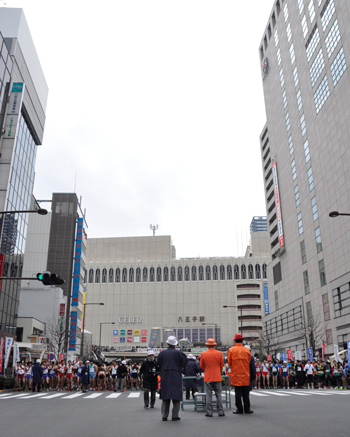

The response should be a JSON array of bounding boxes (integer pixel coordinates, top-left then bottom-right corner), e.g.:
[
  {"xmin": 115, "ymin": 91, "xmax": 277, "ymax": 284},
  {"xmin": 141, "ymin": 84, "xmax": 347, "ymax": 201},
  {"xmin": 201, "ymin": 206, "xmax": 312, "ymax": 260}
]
[
  {"xmin": 144, "ymin": 388, "xmax": 156, "ymax": 406},
  {"xmin": 234, "ymin": 386, "xmax": 250, "ymax": 413},
  {"xmin": 161, "ymin": 399, "xmax": 180, "ymax": 419},
  {"xmin": 185, "ymin": 387, "xmax": 196, "ymax": 399},
  {"xmin": 32, "ymin": 382, "xmax": 41, "ymax": 392}
]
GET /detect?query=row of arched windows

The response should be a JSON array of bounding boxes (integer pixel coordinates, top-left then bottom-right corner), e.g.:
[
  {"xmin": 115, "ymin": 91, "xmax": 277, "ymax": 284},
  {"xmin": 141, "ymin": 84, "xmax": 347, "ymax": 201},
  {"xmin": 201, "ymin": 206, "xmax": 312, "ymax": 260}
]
[{"xmin": 86, "ymin": 264, "xmax": 267, "ymax": 284}]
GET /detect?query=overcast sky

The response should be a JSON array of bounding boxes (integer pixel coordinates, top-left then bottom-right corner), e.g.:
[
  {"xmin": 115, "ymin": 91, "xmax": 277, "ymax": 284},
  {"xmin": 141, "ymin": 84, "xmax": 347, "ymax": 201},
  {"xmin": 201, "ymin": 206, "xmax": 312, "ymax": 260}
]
[{"xmin": 5, "ymin": 1, "xmax": 273, "ymax": 259}]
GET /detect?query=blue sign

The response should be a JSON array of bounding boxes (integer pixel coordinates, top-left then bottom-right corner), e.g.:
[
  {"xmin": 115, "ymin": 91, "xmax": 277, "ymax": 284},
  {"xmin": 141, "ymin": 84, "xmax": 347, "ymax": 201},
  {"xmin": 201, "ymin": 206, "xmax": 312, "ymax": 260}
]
[
  {"xmin": 307, "ymin": 347, "xmax": 313, "ymax": 361},
  {"xmin": 71, "ymin": 218, "xmax": 83, "ymax": 306},
  {"xmin": 263, "ymin": 282, "xmax": 269, "ymax": 314},
  {"xmin": 69, "ymin": 311, "xmax": 78, "ymax": 351},
  {"xmin": 348, "ymin": 341, "xmax": 350, "ymax": 368},
  {"xmin": 113, "ymin": 330, "xmax": 118, "ymax": 336},
  {"xmin": 12, "ymin": 82, "xmax": 23, "ymax": 92},
  {"xmin": 281, "ymin": 353, "xmax": 286, "ymax": 362},
  {"xmin": 120, "ymin": 337, "xmax": 125, "ymax": 343}
]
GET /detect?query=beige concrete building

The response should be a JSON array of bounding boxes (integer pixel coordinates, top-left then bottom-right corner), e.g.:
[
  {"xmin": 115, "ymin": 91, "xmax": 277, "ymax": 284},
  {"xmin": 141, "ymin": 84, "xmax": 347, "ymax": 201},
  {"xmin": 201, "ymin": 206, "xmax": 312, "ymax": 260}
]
[{"xmin": 84, "ymin": 231, "xmax": 270, "ymax": 349}]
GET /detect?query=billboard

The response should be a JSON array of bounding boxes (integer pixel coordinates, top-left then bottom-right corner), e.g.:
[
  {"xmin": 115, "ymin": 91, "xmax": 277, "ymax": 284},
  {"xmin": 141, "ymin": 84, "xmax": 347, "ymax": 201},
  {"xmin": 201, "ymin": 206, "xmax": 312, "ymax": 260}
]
[
  {"xmin": 272, "ymin": 161, "xmax": 284, "ymax": 248},
  {"xmin": 71, "ymin": 218, "xmax": 83, "ymax": 306}
]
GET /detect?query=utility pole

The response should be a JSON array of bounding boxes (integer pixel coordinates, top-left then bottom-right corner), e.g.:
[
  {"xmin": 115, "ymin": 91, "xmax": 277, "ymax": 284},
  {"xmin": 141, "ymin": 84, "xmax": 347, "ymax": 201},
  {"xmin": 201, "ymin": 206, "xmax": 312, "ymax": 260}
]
[{"xmin": 150, "ymin": 224, "xmax": 158, "ymax": 236}]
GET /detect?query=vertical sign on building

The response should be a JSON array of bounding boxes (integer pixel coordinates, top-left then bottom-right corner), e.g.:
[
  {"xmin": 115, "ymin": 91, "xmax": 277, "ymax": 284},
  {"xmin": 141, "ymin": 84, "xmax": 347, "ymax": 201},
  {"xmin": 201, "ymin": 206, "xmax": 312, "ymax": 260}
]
[
  {"xmin": 4, "ymin": 337, "xmax": 13, "ymax": 369},
  {"xmin": 69, "ymin": 312, "xmax": 78, "ymax": 351},
  {"xmin": 4, "ymin": 82, "xmax": 25, "ymax": 139},
  {"xmin": 263, "ymin": 282, "xmax": 270, "ymax": 314},
  {"xmin": 0, "ymin": 253, "xmax": 4, "ymax": 295},
  {"xmin": 71, "ymin": 218, "xmax": 83, "ymax": 306},
  {"xmin": 0, "ymin": 337, "xmax": 3, "ymax": 372},
  {"xmin": 272, "ymin": 161, "xmax": 285, "ymax": 248}
]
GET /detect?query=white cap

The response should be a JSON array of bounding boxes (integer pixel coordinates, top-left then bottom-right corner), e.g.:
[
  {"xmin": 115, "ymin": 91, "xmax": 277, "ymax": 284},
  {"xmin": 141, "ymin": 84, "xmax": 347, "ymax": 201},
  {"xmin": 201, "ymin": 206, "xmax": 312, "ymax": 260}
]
[
  {"xmin": 187, "ymin": 354, "xmax": 195, "ymax": 360},
  {"xmin": 166, "ymin": 336, "xmax": 178, "ymax": 346},
  {"xmin": 147, "ymin": 350, "xmax": 155, "ymax": 356},
  {"xmin": 86, "ymin": 361, "xmax": 90, "ymax": 363},
  {"xmin": 122, "ymin": 360, "xmax": 126, "ymax": 364},
  {"xmin": 36, "ymin": 359, "xmax": 41, "ymax": 363},
  {"xmin": 245, "ymin": 345, "xmax": 251, "ymax": 351},
  {"xmin": 283, "ymin": 360, "xmax": 287, "ymax": 363}
]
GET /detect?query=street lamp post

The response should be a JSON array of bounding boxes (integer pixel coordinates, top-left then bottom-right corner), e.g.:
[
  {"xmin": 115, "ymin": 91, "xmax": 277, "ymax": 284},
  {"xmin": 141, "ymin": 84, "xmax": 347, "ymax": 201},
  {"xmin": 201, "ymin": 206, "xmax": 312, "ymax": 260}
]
[
  {"xmin": 0, "ymin": 208, "xmax": 48, "ymax": 243},
  {"xmin": 223, "ymin": 305, "xmax": 243, "ymax": 335},
  {"xmin": 202, "ymin": 322, "xmax": 218, "ymax": 342},
  {"xmin": 99, "ymin": 322, "xmax": 115, "ymax": 354},
  {"xmin": 80, "ymin": 302, "xmax": 104, "ymax": 357},
  {"xmin": 329, "ymin": 211, "xmax": 350, "ymax": 217}
]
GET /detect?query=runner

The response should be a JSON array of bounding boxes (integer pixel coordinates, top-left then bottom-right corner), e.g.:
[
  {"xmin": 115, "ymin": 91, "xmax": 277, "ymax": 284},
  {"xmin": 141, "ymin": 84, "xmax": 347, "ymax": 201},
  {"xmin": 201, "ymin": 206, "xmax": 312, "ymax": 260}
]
[
  {"xmin": 57, "ymin": 360, "xmax": 66, "ymax": 391},
  {"xmin": 255, "ymin": 359, "xmax": 261, "ymax": 389},
  {"xmin": 89, "ymin": 361, "xmax": 97, "ymax": 390},
  {"xmin": 66, "ymin": 360, "xmax": 74, "ymax": 391},
  {"xmin": 271, "ymin": 360, "xmax": 279, "ymax": 389},
  {"xmin": 288, "ymin": 359, "xmax": 295, "ymax": 389},
  {"xmin": 261, "ymin": 359, "xmax": 270, "ymax": 389},
  {"xmin": 304, "ymin": 360, "xmax": 315, "ymax": 389},
  {"xmin": 25, "ymin": 362, "xmax": 32, "ymax": 391},
  {"xmin": 281, "ymin": 361, "xmax": 289, "ymax": 389},
  {"xmin": 110, "ymin": 361, "xmax": 118, "ymax": 391},
  {"xmin": 42, "ymin": 361, "xmax": 50, "ymax": 391},
  {"xmin": 324, "ymin": 360, "xmax": 332, "ymax": 389}
]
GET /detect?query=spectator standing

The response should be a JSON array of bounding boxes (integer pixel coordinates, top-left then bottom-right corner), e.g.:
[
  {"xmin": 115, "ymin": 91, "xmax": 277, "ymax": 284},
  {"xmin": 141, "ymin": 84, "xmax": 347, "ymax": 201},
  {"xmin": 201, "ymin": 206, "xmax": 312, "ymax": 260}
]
[
  {"xmin": 184, "ymin": 354, "xmax": 202, "ymax": 400},
  {"xmin": 227, "ymin": 333, "xmax": 253, "ymax": 414},
  {"xmin": 200, "ymin": 339, "xmax": 225, "ymax": 417},
  {"xmin": 32, "ymin": 359, "xmax": 43, "ymax": 392},
  {"xmin": 81, "ymin": 361, "xmax": 90, "ymax": 392},
  {"xmin": 157, "ymin": 336, "xmax": 188, "ymax": 422},
  {"xmin": 117, "ymin": 360, "xmax": 128, "ymax": 392},
  {"xmin": 140, "ymin": 350, "xmax": 159, "ymax": 408}
]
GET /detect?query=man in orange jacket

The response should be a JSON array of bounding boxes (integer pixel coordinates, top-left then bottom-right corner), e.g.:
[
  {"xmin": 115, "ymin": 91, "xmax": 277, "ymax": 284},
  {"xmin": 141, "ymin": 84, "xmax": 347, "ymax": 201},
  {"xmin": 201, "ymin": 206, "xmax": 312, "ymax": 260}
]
[
  {"xmin": 200, "ymin": 338, "xmax": 225, "ymax": 417},
  {"xmin": 227, "ymin": 333, "xmax": 253, "ymax": 414}
]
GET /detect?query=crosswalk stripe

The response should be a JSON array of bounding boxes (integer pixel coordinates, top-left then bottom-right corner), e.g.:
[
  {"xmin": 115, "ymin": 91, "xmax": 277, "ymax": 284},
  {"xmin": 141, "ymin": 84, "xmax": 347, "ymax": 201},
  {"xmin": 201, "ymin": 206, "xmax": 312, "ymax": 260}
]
[
  {"xmin": 310, "ymin": 392, "xmax": 334, "ymax": 396},
  {"xmin": 128, "ymin": 393, "xmax": 140, "ymax": 398},
  {"xmin": 264, "ymin": 392, "xmax": 290, "ymax": 397},
  {"xmin": 63, "ymin": 393, "xmax": 85, "ymax": 399},
  {"xmin": 106, "ymin": 393, "xmax": 122, "ymax": 399},
  {"xmin": 250, "ymin": 392, "xmax": 270, "ymax": 397},
  {"xmin": 0, "ymin": 393, "xmax": 30, "ymax": 399},
  {"xmin": 40, "ymin": 393, "xmax": 66, "ymax": 399},
  {"xmin": 21, "ymin": 393, "xmax": 48, "ymax": 399},
  {"xmin": 84, "ymin": 393, "xmax": 103, "ymax": 399},
  {"xmin": 284, "ymin": 392, "xmax": 312, "ymax": 396}
]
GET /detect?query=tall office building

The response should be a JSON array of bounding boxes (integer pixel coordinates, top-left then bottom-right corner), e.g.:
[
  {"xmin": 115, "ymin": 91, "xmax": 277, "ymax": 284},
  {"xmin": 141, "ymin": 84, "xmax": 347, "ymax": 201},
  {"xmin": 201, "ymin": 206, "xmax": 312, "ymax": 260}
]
[
  {"xmin": 0, "ymin": 9, "xmax": 48, "ymax": 338},
  {"xmin": 259, "ymin": 0, "xmax": 350, "ymax": 357},
  {"xmin": 250, "ymin": 216, "xmax": 268, "ymax": 233}
]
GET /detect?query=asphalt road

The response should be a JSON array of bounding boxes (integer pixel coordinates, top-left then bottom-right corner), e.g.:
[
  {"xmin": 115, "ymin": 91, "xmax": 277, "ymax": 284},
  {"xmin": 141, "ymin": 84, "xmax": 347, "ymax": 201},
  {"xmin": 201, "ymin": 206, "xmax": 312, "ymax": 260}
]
[{"xmin": 0, "ymin": 389, "xmax": 349, "ymax": 437}]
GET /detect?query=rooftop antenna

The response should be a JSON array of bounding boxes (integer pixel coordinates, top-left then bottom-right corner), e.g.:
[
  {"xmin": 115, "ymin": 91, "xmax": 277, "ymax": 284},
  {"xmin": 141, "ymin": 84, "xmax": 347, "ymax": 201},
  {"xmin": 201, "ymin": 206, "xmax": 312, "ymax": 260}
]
[{"xmin": 150, "ymin": 224, "xmax": 158, "ymax": 236}]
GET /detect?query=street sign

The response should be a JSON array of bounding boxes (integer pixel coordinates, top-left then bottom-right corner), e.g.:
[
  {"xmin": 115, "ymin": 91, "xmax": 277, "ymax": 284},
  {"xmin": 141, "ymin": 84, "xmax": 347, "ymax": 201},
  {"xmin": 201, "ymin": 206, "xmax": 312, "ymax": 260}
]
[{"xmin": 48, "ymin": 353, "xmax": 55, "ymax": 361}]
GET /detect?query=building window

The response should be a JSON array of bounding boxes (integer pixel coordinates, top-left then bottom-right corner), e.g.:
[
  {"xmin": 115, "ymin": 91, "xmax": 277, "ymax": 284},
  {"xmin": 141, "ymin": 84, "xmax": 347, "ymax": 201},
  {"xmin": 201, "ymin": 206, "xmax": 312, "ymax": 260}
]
[
  {"xmin": 248, "ymin": 264, "xmax": 254, "ymax": 280},
  {"xmin": 255, "ymin": 264, "xmax": 261, "ymax": 279},
  {"xmin": 319, "ymin": 259, "xmax": 326, "ymax": 286},
  {"xmin": 95, "ymin": 268, "xmax": 100, "ymax": 283},
  {"xmin": 308, "ymin": 167, "xmax": 315, "ymax": 191},
  {"xmin": 285, "ymin": 112, "xmax": 290, "ymax": 131},
  {"xmin": 322, "ymin": 293, "xmax": 330, "ymax": 321},
  {"xmin": 295, "ymin": 185, "xmax": 300, "ymax": 207},
  {"xmin": 178, "ymin": 266, "xmax": 183, "ymax": 281},
  {"xmin": 241, "ymin": 264, "xmax": 247, "ymax": 279},
  {"xmin": 102, "ymin": 268, "xmax": 107, "ymax": 283},
  {"xmin": 157, "ymin": 267, "xmax": 162, "ymax": 282},
  {"xmin": 315, "ymin": 227, "xmax": 322, "ymax": 253},
  {"xmin": 292, "ymin": 159, "xmax": 297, "ymax": 180},
  {"xmin": 321, "ymin": 0, "xmax": 335, "ymax": 31},
  {"xmin": 283, "ymin": 90, "xmax": 288, "ymax": 109},
  {"xmin": 300, "ymin": 114, "xmax": 306, "ymax": 136},
  {"xmin": 129, "ymin": 267, "xmax": 134, "ymax": 282},
  {"xmin": 298, "ymin": 0, "xmax": 304, "ymax": 14},
  {"xmin": 184, "ymin": 266, "xmax": 190, "ymax": 281},
  {"xmin": 283, "ymin": 3, "xmax": 289, "ymax": 22},
  {"xmin": 227, "ymin": 264, "xmax": 232, "ymax": 280},
  {"xmin": 304, "ymin": 139, "xmax": 311, "ymax": 163},
  {"xmin": 300, "ymin": 240, "xmax": 307, "ymax": 264},
  {"xmin": 213, "ymin": 265, "xmax": 218, "ymax": 280},
  {"xmin": 310, "ymin": 49, "xmax": 325, "ymax": 87},
  {"xmin": 192, "ymin": 266, "xmax": 197, "ymax": 281},
  {"xmin": 234, "ymin": 264, "xmax": 240, "ymax": 279},
  {"xmin": 280, "ymin": 68, "xmax": 285, "ymax": 88},
  {"xmin": 220, "ymin": 265, "xmax": 225, "ymax": 280},
  {"xmin": 306, "ymin": 301, "xmax": 313, "ymax": 321},
  {"xmin": 164, "ymin": 266, "xmax": 169, "ymax": 281},
  {"xmin": 273, "ymin": 262, "xmax": 282, "ymax": 285},
  {"xmin": 171, "ymin": 266, "xmax": 176, "ymax": 281},
  {"xmin": 306, "ymin": 26, "xmax": 320, "ymax": 61},
  {"xmin": 116, "ymin": 268, "xmax": 121, "ymax": 283},
  {"xmin": 206, "ymin": 265, "xmax": 211, "ymax": 280},
  {"xmin": 331, "ymin": 47, "xmax": 347, "ymax": 87},
  {"xmin": 298, "ymin": 212, "xmax": 304, "ymax": 235},
  {"xmin": 297, "ymin": 90, "xmax": 303, "ymax": 111},
  {"xmin": 277, "ymin": 48, "xmax": 281, "ymax": 66},
  {"xmin": 311, "ymin": 196, "xmax": 318, "ymax": 221},
  {"xmin": 308, "ymin": 0, "xmax": 316, "ymax": 23},
  {"xmin": 303, "ymin": 270, "xmax": 310, "ymax": 294},
  {"xmin": 108, "ymin": 268, "xmax": 114, "ymax": 283},
  {"xmin": 302, "ymin": 15, "xmax": 308, "ymax": 38},
  {"xmin": 293, "ymin": 66, "xmax": 299, "ymax": 88},
  {"xmin": 89, "ymin": 269, "xmax": 94, "ymax": 284},
  {"xmin": 84, "ymin": 268, "xmax": 87, "ymax": 283},
  {"xmin": 274, "ymin": 28, "xmax": 279, "ymax": 47},
  {"xmin": 136, "ymin": 267, "xmax": 141, "ymax": 282},
  {"xmin": 263, "ymin": 263, "xmax": 267, "ymax": 279},
  {"xmin": 314, "ymin": 75, "xmax": 330, "ymax": 114},
  {"xmin": 288, "ymin": 135, "xmax": 293, "ymax": 156},
  {"xmin": 199, "ymin": 266, "xmax": 204, "ymax": 281},
  {"xmin": 122, "ymin": 268, "xmax": 127, "ymax": 283},
  {"xmin": 275, "ymin": 290, "xmax": 279, "ymax": 310},
  {"xmin": 326, "ymin": 329, "xmax": 333, "ymax": 345},
  {"xmin": 287, "ymin": 23, "xmax": 292, "ymax": 42},
  {"xmin": 142, "ymin": 267, "xmax": 148, "ymax": 282},
  {"xmin": 149, "ymin": 267, "xmax": 155, "ymax": 282},
  {"xmin": 325, "ymin": 19, "xmax": 340, "ymax": 58}
]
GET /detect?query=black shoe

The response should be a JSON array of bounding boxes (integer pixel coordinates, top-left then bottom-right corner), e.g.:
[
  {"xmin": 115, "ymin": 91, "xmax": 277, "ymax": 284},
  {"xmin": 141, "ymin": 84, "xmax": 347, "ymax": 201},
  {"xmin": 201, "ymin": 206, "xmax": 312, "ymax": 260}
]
[
  {"xmin": 205, "ymin": 414, "xmax": 213, "ymax": 417},
  {"xmin": 144, "ymin": 405, "xmax": 148, "ymax": 408},
  {"xmin": 245, "ymin": 410, "xmax": 254, "ymax": 414},
  {"xmin": 162, "ymin": 418, "xmax": 168, "ymax": 421},
  {"xmin": 150, "ymin": 405, "xmax": 154, "ymax": 408},
  {"xmin": 233, "ymin": 410, "xmax": 243, "ymax": 414},
  {"xmin": 172, "ymin": 417, "xmax": 181, "ymax": 421},
  {"xmin": 218, "ymin": 413, "xmax": 225, "ymax": 417}
]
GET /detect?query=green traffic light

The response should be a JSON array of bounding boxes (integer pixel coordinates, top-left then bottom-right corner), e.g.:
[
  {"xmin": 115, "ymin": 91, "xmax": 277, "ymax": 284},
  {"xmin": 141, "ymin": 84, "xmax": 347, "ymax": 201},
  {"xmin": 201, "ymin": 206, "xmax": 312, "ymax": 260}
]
[{"xmin": 36, "ymin": 273, "xmax": 44, "ymax": 281}]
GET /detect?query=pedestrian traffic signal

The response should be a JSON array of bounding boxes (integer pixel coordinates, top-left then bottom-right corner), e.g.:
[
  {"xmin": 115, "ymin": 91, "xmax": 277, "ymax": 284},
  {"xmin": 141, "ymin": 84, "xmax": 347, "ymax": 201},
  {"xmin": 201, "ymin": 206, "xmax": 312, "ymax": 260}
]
[{"xmin": 36, "ymin": 272, "xmax": 65, "ymax": 285}]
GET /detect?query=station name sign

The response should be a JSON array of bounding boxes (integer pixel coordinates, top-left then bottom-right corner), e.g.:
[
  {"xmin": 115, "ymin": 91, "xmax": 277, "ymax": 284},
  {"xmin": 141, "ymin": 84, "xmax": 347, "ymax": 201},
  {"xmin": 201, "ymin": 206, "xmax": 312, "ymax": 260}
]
[{"xmin": 118, "ymin": 316, "xmax": 142, "ymax": 324}]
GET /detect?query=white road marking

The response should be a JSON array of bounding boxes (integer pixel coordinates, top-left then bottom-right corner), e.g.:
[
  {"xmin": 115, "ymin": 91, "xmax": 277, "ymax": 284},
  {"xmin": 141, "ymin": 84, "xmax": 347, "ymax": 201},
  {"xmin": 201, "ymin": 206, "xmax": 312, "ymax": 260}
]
[
  {"xmin": 40, "ymin": 393, "xmax": 66, "ymax": 399},
  {"xmin": 128, "ymin": 393, "xmax": 140, "ymax": 398},
  {"xmin": 63, "ymin": 393, "xmax": 85, "ymax": 399},
  {"xmin": 106, "ymin": 393, "xmax": 122, "ymax": 398},
  {"xmin": 83, "ymin": 393, "xmax": 103, "ymax": 399}
]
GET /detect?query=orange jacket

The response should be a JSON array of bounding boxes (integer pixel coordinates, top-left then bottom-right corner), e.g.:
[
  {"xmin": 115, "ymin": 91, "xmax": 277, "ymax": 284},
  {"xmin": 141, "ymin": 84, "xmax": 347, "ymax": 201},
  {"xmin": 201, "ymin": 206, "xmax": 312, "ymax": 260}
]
[
  {"xmin": 200, "ymin": 348, "xmax": 224, "ymax": 382},
  {"xmin": 227, "ymin": 343, "xmax": 251, "ymax": 386}
]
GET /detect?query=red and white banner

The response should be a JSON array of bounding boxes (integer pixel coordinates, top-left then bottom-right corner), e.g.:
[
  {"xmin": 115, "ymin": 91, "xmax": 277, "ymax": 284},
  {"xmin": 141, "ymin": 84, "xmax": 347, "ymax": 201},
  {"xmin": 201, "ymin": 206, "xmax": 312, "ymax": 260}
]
[
  {"xmin": 287, "ymin": 349, "xmax": 293, "ymax": 360},
  {"xmin": 59, "ymin": 353, "xmax": 65, "ymax": 362},
  {"xmin": 0, "ymin": 338, "xmax": 3, "ymax": 372},
  {"xmin": 322, "ymin": 343, "xmax": 325, "ymax": 361},
  {"xmin": 59, "ymin": 303, "xmax": 65, "ymax": 317},
  {"xmin": 267, "ymin": 354, "xmax": 272, "ymax": 362}
]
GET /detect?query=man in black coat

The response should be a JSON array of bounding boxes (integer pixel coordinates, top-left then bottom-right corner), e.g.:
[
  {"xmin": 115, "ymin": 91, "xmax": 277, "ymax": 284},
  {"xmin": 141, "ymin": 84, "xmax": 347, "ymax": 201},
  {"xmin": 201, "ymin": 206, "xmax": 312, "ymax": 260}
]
[
  {"xmin": 157, "ymin": 336, "xmax": 188, "ymax": 422},
  {"xmin": 81, "ymin": 360, "xmax": 90, "ymax": 392},
  {"xmin": 140, "ymin": 350, "xmax": 159, "ymax": 408},
  {"xmin": 184, "ymin": 354, "xmax": 202, "ymax": 399},
  {"xmin": 32, "ymin": 359, "xmax": 43, "ymax": 392}
]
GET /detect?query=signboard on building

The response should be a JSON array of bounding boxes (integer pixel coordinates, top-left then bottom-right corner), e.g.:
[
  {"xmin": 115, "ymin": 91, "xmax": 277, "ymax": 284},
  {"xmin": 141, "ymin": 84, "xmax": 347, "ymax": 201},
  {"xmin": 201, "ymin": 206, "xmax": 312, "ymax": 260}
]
[
  {"xmin": 0, "ymin": 254, "xmax": 4, "ymax": 295},
  {"xmin": 113, "ymin": 337, "xmax": 119, "ymax": 343},
  {"xmin": 71, "ymin": 218, "xmax": 83, "ymax": 306},
  {"xmin": 0, "ymin": 338, "xmax": 3, "ymax": 372},
  {"xmin": 113, "ymin": 330, "xmax": 118, "ymax": 336},
  {"xmin": 272, "ymin": 161, "xmax": 285, "ymax": 248},
  {"xmin": 4, "ymin": 83, "xmax": 25, "ymax": 139},
  {"xmin": 263, "ymin": 282, "xmax": 269, "ymax": 314},
  {"xmin": 141, "ymin": 329, "xmax": 147, "ymax": 335},
  {"xmin": 59, "ymin": 304, "xmax": 65, "ymax": 317},
  {"xmin": 68, "ymin": 312, "xmax": 78, "ymax": 351}
]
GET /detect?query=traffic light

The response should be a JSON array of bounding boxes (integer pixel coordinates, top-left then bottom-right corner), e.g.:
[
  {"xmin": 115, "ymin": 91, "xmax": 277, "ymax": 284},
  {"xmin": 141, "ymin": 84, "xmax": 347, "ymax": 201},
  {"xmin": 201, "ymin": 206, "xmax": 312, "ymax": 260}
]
[{"xmin": 36, "ymin": 272, "xmax": 65, "ymax": 285}]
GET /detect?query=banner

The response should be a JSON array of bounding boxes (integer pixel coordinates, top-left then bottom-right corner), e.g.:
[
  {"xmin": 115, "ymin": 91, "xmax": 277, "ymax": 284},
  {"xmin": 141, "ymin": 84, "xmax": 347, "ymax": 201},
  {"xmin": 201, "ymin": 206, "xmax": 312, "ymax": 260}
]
[
  {"xmin": 307, "ymin": 347, "xmax": 313, "ymax": 361},
  {"xmin": 4, "ymin": 337, "xmax": 13, "ymax": 369},
  {"xmin": 39, "ymin": 349, "xmax": 47, "ymax": 362},
  {"xmin": 334, "ymin": 344, "xmax": 342, "ymax": 363},
  {"xmin": 276, "ymin": 353, "xmax": 281, "ymax": 361},
  {"xmin": 295, "ymin": 350, "xmax": 302, "ymax": 361},
  {"xmin": 0, "ymin": 253, "xmax": 4, "ymax": 295},
  {"xmin": 13, "ymin": 342, "xmax": 20, "ymax": 366},
  {"xmin": 68, "ymin": 311, "xmax": 78, "ymax": 351},
  {"xmin": 281, "ymin": 352, "xmax": 286, "ymax": 362},
  {"xmin": 348, "ymin": 341, "xmax": 350, "ymax": 368},
  {"xmin": 59, "ymin": 353, "xmax": 64, "ymax": 362},
  {"xmin": 287, "ymin": 349, "xmax": 293, "ymax": 360},
  {"xmin": 267, "ymin": 354, "xmax": 272, "ymax": 362},
  {"xmin": 0, "ymin": 338, "xmax": 3, "ymax": 372},
  {"xmin": 322, "ymin": 343, "xmax": 325, "ymax": 361},
  {"xmin": 263, "ymin": 282, "xmax": 270, "ymax": 314},
  {"xmin": 272, "ymin": 160, "xmax": 284, "ymax": 248},
  {"xmin": 71, "ymin": 218, "xmax": 83, "ymax": 306}
]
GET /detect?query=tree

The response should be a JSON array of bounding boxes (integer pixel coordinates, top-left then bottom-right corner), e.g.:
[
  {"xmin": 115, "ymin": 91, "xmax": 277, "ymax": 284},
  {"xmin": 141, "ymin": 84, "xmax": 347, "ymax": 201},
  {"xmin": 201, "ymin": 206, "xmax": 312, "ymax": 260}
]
[
  {"xmin": 256, "ymin": 326, "xmax": 283, "ymax": 359},
  {"xmin": 297, "ymin": 309, "xmax": 325, "ymax": 357},
  {"xmin": 46, "ymin": 317, "xmax": 67, "ymax": 360}
]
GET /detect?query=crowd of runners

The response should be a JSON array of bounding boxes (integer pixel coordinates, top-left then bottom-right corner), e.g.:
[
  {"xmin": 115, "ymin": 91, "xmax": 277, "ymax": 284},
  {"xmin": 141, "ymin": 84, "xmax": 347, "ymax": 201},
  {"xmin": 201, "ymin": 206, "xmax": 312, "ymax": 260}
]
[{"xmin": 13, "ymin": 355, "xmax": 350, "ymax": 392}]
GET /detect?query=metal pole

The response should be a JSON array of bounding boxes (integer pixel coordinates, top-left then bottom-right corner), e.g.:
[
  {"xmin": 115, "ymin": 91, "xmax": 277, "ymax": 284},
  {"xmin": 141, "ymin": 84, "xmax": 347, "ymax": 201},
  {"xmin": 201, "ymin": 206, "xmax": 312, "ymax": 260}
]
[
  {"xmin": 240, "ymin": 308, "xmax": 243, "ymax": 335},
  {"xmin": 99, "ymin": 323, "xmax": 102, "ymax": 354}
]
